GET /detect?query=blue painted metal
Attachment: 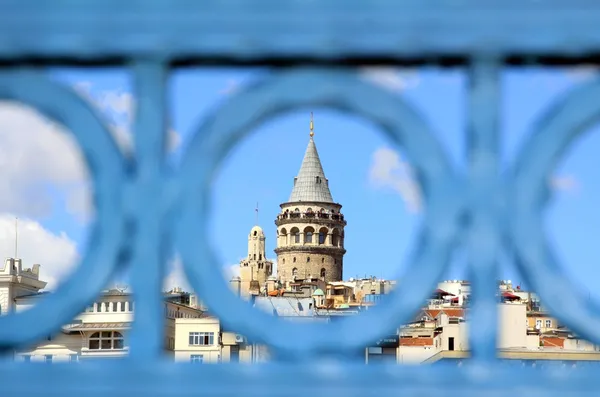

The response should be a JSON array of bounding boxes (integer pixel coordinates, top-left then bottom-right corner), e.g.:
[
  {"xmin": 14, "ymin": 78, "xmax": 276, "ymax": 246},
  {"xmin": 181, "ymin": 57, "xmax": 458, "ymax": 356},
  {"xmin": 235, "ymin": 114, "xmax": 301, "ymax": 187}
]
[
  {"xmin": 0, "ymin": 0, "xmax": 599, "ymax": 396},
  {"xmin": 3, "ymin": 1, "xmax": 600, "ymax": 63}
]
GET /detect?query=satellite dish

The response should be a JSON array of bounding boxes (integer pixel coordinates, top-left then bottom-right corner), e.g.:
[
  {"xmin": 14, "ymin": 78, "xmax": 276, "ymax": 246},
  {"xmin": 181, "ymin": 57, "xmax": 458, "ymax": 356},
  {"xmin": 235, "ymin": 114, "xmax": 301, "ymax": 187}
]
[{"xmin": 115, "ymin": 284, "xmax": 128, "ymax": 293}]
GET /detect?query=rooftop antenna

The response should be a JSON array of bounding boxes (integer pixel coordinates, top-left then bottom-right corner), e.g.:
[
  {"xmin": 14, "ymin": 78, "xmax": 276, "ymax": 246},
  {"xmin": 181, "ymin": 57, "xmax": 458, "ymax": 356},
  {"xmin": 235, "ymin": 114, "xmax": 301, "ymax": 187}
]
[
  {"xmin": 309, "ymin": 112, "xmax": 314, "ymax": 138},
  {"xmin": 14, "ymin": 217, "xmax": 18, "ymax": 259}
]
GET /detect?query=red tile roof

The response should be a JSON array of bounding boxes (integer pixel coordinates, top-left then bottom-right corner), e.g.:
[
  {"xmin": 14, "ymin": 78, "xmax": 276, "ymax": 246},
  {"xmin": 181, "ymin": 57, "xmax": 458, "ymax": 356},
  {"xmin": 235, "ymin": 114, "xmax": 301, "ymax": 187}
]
[
  {"xmin": 541, "ymin": 337, "xmax": 564, "ymax": 348},
  {"xmin": 423, "ymin": 308, "xmax": 465, "ymax": 320},
  {"xmin": 400, "ymin": 337, "xmax": 434, "ymax": 346}
]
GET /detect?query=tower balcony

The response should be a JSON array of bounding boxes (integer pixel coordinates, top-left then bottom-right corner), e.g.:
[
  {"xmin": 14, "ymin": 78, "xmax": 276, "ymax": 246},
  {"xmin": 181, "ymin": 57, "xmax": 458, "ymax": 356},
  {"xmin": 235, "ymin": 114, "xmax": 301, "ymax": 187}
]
[
  {"xmin": 275, "ymin": 211, "xmax": 347, "ymax": 227},
  {"xmin": 273, "ymin": 245, "xmax": 346, "ymax": 256}
]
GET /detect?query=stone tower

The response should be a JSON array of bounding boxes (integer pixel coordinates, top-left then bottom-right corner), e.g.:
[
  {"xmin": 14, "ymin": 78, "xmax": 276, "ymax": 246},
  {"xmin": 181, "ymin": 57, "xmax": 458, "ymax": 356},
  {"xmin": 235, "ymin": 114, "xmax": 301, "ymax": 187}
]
[
  {"xmin": 274, "ymin": 114, "xmax": 346, "ymax": 283},
  {"xmin": 239, "ymin": 225, "xmax": 273, "ymax": 299}
]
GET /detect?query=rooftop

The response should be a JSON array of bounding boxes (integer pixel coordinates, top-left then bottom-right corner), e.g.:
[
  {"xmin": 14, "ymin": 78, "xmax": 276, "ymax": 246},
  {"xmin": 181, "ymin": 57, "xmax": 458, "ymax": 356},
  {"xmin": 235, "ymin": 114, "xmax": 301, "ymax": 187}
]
[{"xmin": 288, "ymin": 120, "xmax": 334, "ymax": 203}]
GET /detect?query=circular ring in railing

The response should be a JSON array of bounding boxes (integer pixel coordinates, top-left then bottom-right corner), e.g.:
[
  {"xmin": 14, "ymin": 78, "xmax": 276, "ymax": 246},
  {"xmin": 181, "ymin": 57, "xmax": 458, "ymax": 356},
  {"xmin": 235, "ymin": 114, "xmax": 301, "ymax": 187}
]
[
  {"xmin": 174, "ymin": 69, "xmax": 463, "ymax": 357},
  {"xmin": 0, "ymin": 71, "xmax": 128, "ymax": 348},
  {"xmin": 509, "ymin": 77, "xmax": 600, "ymax": 344}
]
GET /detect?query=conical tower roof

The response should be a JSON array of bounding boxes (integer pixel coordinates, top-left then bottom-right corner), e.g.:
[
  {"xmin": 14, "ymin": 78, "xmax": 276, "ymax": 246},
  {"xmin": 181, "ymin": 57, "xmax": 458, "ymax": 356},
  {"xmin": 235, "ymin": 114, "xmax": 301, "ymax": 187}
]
[{"xmin": 288, "ymin": 115, "xmax": 334, "ymax": 203}]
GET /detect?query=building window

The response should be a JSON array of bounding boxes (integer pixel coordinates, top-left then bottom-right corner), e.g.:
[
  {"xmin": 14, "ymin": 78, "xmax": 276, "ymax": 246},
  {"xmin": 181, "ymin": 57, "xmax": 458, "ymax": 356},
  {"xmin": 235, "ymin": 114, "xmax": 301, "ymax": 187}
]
[
  {"xmin": 320, "ymin": 268, "xmax": 326, "ymax": 278},
  {"xmin": 89, "ymin": 331, "xmax": 125, "ymax": 350},
  {"xmin": 190, "ymin": 354, "xmax": 204, "ymax": 363},
  {"xmin": 189, "ymin": 332, "xmax": 215, "ymax": 346},
  {"xmin": 535, "ymin": 319, "xmax": 542, "ymax": 329},
  {"xmin": 290, "ymin": 227, "xmax": 300, "ymax": 243},
  {"xmin": 292, "ymin": 268, "xmax": 298, "ymax": 277},
  {"xmin": 307, "ymin": 257, "xmax": 310, "ymax": 263},
  {"xmin": 545, "ymin": 319, "xmax": 552, "ymax": 328},
  {"xmin": 230, "ymin": 345, "xmax": 240, "ymax": 363},
  {"xmin": 293, "ymin": 257, "xmax": 296, "ymax": 263},
  {"xmin": 318, "ymin": 230, "xmax": 327, "ymax": 245},
  {"xmin": 282, "ymin": 259, "xmax": 285, "ymax": 264},
  {"xmin": 305, "ymin": 231, "xmax": 313, "ymax": 243},
  {"xmin": 45, "ymin": 355, "xmax": 53, "ymax": 363}
]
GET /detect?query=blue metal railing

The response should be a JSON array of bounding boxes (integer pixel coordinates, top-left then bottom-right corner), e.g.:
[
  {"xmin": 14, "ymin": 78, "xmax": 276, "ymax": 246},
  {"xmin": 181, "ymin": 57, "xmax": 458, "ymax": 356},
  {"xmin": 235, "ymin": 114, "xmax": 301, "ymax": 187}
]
[{"xmin": 2, "ymin": 1, "xmax": 600, "ymax": 396}]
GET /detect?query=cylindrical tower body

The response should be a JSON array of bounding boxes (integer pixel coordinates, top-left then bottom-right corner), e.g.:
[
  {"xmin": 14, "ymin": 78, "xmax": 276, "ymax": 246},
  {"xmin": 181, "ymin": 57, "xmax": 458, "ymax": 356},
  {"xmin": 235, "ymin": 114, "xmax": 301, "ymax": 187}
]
[{"xmin": 274, "ymin": 202, "xmax": 346, "ymax": 282}]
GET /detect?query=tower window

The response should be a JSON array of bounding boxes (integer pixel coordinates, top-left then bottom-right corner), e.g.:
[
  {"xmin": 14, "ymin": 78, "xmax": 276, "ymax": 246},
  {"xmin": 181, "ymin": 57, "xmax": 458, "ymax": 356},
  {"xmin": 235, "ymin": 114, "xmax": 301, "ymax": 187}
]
[
  {"xmin": 315, "ymin": 176, "xmax": 321, "ymax": 183},
  {"xmin": 292, "ymin": 268, "xmax": 298, "ymax": 277},
  {"xmin": 322, "ymin": 257, "xmax": 325, "ymax": 263},
  {"xmin": 320, "ymin": 268, "xmax": 326, "ymax": 278},
  {"xmin": 291, "ymin": 227, "xmax": 300, "ymax": 244},
  {"xmin": 253, "ymin": 231, "xmax": 257, "ymax": 236},
  {"xmin": 254, "ymin": 254, "xmax": 256, "ymax": 260},
  {"xmin": 282, "ymin": 259, "xmax": 285, "ymax": 264},
  {"xmin": 293, "ymin": 257, "xmax": 296, "ymax": 263},
  {"xmin": 307, "ymin": 257, "xmax": 310, "ymax": 263},
  {"xmin": 304, "ymin": 227, "xmax": 314, "ymax": 244},
  {"xmin": 318, "ymin": 228, "xmax": 327, "ymax": 245},
  {"xmin": 259, "ymin": 254, "xmax": 262, "ymax": 260}
]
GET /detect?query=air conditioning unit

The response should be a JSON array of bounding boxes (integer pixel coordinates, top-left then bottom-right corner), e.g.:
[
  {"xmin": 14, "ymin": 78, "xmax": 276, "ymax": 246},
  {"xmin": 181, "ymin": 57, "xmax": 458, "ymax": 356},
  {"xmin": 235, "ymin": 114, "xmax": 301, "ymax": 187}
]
[{"xmin": 235, "ymin": 334, "xmax": 245, "ymax": 343}]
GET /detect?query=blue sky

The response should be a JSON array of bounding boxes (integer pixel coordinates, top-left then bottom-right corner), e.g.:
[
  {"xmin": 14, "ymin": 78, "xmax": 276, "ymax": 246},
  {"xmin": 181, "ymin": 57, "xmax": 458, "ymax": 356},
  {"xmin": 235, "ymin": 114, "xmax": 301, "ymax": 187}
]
[{"xmin": 2, "ymin": 66, "xmax": 599, "ymax": 297}]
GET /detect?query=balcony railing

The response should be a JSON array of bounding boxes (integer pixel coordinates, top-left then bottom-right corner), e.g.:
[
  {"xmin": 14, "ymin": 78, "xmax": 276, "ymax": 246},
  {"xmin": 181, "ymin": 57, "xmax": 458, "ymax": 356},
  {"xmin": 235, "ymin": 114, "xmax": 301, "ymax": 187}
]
[{"xmin": 277, "ymin": 212, "xmax": 345, "ymax": 222}]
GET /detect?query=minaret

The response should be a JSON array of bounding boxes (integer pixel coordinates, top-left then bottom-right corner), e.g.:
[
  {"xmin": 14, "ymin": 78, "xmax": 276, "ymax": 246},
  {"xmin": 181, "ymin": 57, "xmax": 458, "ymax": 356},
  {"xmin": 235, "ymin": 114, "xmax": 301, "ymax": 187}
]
[
  {"xmin": 239, "ymin": 224, "xmax": 273, "ymax": 300},
  {"xmin": 274, "ymin": 113, "xmax": 347, "ymax": 283}
]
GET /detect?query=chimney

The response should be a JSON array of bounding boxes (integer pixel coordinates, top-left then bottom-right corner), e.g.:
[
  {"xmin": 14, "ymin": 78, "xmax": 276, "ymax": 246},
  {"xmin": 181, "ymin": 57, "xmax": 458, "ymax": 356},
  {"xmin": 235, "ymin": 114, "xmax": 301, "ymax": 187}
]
[
  {"xmin": 2, "ymin": 258, "xmax": 14, "ymax": 274},
  {"xmin": 14, "ymin": 259, "xmax": 22, "ymax": 274}
]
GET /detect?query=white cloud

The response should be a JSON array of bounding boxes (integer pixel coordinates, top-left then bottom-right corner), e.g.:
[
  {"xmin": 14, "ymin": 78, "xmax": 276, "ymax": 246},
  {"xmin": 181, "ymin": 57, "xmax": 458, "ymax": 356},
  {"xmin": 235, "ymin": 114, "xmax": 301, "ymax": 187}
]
[
  {"xmin": 0, "ymin": 214, "xmax": 79, "ymax": 290},
  {"xmin": 0, "ymin": 101, "xmax": 88, "ymax": 218},
  {"xmin": 224, "ymin": 264, "xmax": 240, "ymax": 280},
  {"xmin": 163, "ymin": 256, "xmax": 191, "ymax": 292},
  {"xmin": 359, "ymin": 67, "xmax": 420, "ymax": 92},
  {"xmin": 550, "ymin": 174, "xmax": 579, "ymax": 193},
  {"xmin": 162, "ymin": 255, "xmax": 241, "ymax": 293},
  {"xmin": 368, "ymin": 147, "xmax": 422, "ymax": 213}
]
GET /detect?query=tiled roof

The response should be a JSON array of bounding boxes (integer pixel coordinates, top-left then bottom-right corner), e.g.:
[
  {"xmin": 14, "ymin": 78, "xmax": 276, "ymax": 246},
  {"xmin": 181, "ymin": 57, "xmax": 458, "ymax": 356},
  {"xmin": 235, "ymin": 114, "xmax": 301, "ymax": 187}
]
[
  {"xmin": 400, "ymin": 337, "xmax": 434, "ymax": 346},
  {"xmin": 288, "ymin": 137, "xmax": 334, "ymax": 203},
  {"xmin": 423, "ymin": 308, "xmax": 465, "ymax": 320},
  {"xmin": 63, "ymin": 322, "xmax": 131, "ymax": 331},
  {"xmin": 541, "ymin": 336, "xmax": 564, "ymax": 348}
]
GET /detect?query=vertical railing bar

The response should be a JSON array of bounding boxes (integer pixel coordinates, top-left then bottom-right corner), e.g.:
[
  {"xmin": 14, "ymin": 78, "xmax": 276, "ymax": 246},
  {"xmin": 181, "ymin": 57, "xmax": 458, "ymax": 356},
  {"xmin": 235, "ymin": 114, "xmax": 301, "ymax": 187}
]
[
  {"xmin": 466, "ymin": 57, "xmax": 502, "ymax": 365},
  {"xmin": 127, "ymin": 59, "xmax": 169, "ymax": 360}
]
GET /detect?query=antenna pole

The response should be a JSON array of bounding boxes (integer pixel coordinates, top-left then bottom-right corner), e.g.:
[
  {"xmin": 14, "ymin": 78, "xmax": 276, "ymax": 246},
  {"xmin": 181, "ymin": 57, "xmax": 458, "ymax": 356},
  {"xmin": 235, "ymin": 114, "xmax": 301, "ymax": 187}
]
[
  {"xmin": 14, "ymin": 217, "xmax": 18, "ymax": 259},
  {"xmin": 255, "ymin": 202, "xmax": 259, "ymax": 225}
]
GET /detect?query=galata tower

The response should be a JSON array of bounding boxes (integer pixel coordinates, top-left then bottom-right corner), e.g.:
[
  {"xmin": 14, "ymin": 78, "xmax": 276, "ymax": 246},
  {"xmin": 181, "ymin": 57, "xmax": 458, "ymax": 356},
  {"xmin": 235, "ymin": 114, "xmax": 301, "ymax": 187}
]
[{"xmin": 274, "ymin": 114, "xmax": 346, "ymax": 283}]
